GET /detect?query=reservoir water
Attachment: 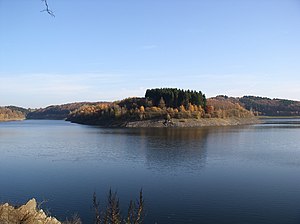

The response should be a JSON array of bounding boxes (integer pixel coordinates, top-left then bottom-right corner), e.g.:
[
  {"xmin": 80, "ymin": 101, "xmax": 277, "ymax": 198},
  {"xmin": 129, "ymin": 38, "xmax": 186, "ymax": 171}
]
[{"xmin": 1, "ymin": 119, "xmax": 300, "ymax": 223}]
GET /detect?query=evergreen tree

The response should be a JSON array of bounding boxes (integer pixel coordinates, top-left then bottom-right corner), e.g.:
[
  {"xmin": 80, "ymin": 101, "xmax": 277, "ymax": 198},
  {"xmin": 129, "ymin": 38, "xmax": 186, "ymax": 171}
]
[{"xmin": 145, "ymin": 88, "xmax": 206, "ymax": 109}]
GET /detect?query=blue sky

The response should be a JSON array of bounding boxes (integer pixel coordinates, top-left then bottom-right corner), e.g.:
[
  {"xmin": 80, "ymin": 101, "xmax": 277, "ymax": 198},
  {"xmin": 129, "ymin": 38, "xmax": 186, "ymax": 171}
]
[{"xmin": 0, "ymin": 0, "xmax": 300, "ymax": 108}]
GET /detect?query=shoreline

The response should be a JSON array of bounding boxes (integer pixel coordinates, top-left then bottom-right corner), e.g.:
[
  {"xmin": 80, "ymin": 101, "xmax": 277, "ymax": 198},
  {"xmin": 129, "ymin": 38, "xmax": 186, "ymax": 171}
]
[
  {"xmin": 0, "ymin": 117, "xmax": 266, "ymax": 127},
  {"xmin": 258, "ymin": 116, "xmax": 300, "ymax": 119},
  {"xmin": 125, "ymin": 117, "xmax": 261, "ymax": 128},
  {"xmin": 0, "ymin": 118, "xmax": 25, "ymax": 122}
]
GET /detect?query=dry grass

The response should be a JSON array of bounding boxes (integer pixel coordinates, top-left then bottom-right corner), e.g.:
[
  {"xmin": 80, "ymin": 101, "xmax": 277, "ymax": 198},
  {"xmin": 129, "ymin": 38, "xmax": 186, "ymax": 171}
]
[
  {"xmin": 63, "ymin": 214, "xmax": 82, "ymax": 224},
  {"xmin": 93, "ymin": 189, "xmax": 144, "ymax": 224}
]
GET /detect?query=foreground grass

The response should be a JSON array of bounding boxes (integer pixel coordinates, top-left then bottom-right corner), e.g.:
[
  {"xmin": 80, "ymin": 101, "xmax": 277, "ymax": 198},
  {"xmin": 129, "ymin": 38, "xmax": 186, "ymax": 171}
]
[
  {"xmin": 93, "ymin": 189, "xmax": 144, "ymax": 224},
  {"xmin": 0, "ymin": 190, "xmax": 144, "ymax": 224},
  {"xmin": 64, "ymin": 189, "xmax": 144, "ymax": 224}
]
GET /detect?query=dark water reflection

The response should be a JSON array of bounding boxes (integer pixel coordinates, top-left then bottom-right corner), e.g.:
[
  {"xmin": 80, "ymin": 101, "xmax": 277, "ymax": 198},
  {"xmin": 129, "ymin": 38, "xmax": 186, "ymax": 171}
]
[
  {"xmin": 129, "ymin": 128, "xmax": 209, "ymax": 172},
  {"xmin": 1, "ymin": 120, "xmax": 300, "ymax": 223}
]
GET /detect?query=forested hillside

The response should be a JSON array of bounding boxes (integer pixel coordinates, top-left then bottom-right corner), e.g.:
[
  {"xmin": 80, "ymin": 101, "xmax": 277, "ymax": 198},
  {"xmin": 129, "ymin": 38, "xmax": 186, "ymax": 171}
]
[
  {"xmin": 239, "ymin": 96, "xmax": 300, "ymax": 116},
  {"xmin": 2, "ymin": 93, "xmax": 298, "ymax": 123},
  {"xmin": 67, "ymin": 88, "xmax": 254, "ymax": 126},
  {"xmin": 206, "ymin": 97, "xmax": 253, "ymax": 118},
  {"xmin": 0, "ymin": 106, "xmax": 27, "ymax": 121},
  {"xmin": 212, "ymin": 95, "xmax": 300, "ymax": 116},
  {"xmin": 27, "ymin": 102, "xmax": 107, "ymax": 120}
]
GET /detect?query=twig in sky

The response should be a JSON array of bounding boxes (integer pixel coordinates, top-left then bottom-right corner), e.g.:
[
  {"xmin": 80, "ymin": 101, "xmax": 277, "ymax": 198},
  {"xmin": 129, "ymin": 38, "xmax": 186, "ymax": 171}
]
[{"xmin": 40, "ymin": 0, "xmax": 55, "ymax": 17}]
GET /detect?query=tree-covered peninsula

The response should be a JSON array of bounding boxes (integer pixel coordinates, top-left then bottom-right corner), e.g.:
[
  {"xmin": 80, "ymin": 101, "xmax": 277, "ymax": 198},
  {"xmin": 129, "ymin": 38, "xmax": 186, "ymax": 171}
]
[{"xmin": 66, "ymin": 88, "xmax": 255, "ymax": 127}]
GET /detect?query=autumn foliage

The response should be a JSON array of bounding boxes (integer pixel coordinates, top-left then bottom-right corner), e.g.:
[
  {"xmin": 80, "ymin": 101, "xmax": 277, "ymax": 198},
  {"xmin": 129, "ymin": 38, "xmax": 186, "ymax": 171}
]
[
  {"xmin": 0, "ymin": 107, "xmax": 26, "ymax": 121},
  {"xmin": 206, "ymin": 97, "xmax": 253, "ymax": 118},
  {"xmin": 67, "ymin": 88, "xmax": 255, "ymax": 126},
  {"xmin": 239, "ymin": 96, "xmax": 300, "ymax": 116}
]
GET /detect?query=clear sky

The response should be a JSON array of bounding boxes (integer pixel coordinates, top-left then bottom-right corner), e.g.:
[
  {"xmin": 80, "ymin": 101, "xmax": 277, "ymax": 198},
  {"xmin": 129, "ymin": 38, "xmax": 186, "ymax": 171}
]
[{"xmin": 0, "ymin": 0, "xmax": 300, "ymax": 108}]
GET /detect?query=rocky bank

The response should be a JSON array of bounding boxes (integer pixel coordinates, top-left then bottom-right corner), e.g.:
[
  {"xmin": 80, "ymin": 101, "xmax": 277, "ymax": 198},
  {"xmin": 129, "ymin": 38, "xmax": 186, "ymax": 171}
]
[
  {"xmin": 0, "ymin": 199, "xmax": 61, "ymax": 224},
  {"xmin": 125, "ymin": 117, "xmax": 261, "ymax": 128}
]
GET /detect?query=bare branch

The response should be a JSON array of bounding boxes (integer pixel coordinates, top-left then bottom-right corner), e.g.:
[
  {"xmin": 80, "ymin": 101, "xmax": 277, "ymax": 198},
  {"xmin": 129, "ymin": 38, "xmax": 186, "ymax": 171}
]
[{"xmin": 41, "ymin": 0, "xmax": 55, "ymax": 17}]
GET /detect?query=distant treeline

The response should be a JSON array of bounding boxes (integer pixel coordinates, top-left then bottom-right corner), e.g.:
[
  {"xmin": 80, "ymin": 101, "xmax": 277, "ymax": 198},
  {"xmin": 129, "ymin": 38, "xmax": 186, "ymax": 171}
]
[
  {"xmin": 145, "ymin": 88, "xmax": 206, "ymax": 108},
  {"xmin": 26, "ymin": 102, "xmax": 105, "ymax": 120},
  {"xmin": 5, "ymin": 106, "xmax": 29, "ymax": 115},
  {"xmin": 239, "ymin": 96, "xmax": 300, "ymax": 116},
  {"xmin": 0, "ymin": 106, "xmax": 26, "ymax": 121},
  {"xmin": 212, "ymin": 95, "xmax": 300, "ymax": 116},
  {"xmin": 2, "ymin": 91, "xmax": 299, "ymax": 123}
]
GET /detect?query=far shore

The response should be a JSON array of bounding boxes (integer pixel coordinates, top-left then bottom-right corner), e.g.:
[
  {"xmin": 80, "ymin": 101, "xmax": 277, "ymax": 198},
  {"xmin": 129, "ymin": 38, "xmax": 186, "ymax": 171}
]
[
  {"xmin": 0, "ymin": 118, "xmax": 25, "ymax": 122},
  {"xmin": 258, "ymin": 116, "xmax": 300, "ymax": 119}
]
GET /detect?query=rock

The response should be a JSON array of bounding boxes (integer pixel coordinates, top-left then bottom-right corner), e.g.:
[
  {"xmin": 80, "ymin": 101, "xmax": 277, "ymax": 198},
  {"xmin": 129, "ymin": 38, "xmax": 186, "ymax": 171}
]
[
  {"xmin": 0, "ymin": 199, "xmax": 61, "ymax": 224},
  {"xmin": 19, "ymin": 198, "xmax": 37, "ymax": 213}
]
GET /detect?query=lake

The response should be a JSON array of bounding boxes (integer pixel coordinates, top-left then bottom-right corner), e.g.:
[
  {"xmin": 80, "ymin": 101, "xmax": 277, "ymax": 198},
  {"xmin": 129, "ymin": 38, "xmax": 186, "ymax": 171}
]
[{"xmin": 1, "ymin": 119, "xmax": 300, "ymax": 223}]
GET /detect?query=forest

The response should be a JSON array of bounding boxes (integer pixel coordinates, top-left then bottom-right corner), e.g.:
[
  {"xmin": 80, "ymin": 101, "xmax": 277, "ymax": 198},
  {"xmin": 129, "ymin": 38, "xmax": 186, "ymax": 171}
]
[
  {"xmin": 145, "ymin": 88, "xmax": 206, "ymax": 108},
  {"xmin": 2, "ymin": 90, "xmax": 299, "ymax": 123},
  {"xmin": 238, "ymin": 96, "xmax": 300, "ymax": 116},
  {"xmin": 26, "ymin": 102, "xmax": 105, "ymax": 120},
  {"xmin": 67, "ymin": 88, "xmax": 254, "ymax": 126},
  {"xmin": 211, "ymin": 95, "xmax": 300, "ymax": 116},
  {"xmin": 0, "ymin": 107, "xmax": 26, "ymax": 121}
]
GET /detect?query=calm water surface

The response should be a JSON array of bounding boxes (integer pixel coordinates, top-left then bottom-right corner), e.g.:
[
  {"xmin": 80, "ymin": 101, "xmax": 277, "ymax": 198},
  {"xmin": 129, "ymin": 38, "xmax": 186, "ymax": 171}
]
[{"xmin": 1, "ymin": 119, "xmax": 300, "ymax": 223}]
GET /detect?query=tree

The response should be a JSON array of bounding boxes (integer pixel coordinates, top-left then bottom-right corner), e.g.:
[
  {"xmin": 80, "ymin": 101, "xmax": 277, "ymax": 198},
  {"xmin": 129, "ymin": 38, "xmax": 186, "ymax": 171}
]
[
  {"xmin": 158, "ymin": 97, "xmax": 166, "ymax": 109},
  {"xmin": 139, "ymin": 106, "xmax": 145, "ymax": 113}
]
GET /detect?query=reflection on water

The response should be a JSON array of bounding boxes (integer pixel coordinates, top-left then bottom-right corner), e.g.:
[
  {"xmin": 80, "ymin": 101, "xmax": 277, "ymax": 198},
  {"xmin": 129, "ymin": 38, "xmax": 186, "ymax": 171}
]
[
  {"xmin": 1, "ymin": 120, "xmax": 300, "ymax": 224},
  {"xmin": 135, "ymin": 128, "xmax": 209, "ymax": 172},
  {"xmin": 86, "ymin": 127, "xmax": 209, "ymax": 172}
]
